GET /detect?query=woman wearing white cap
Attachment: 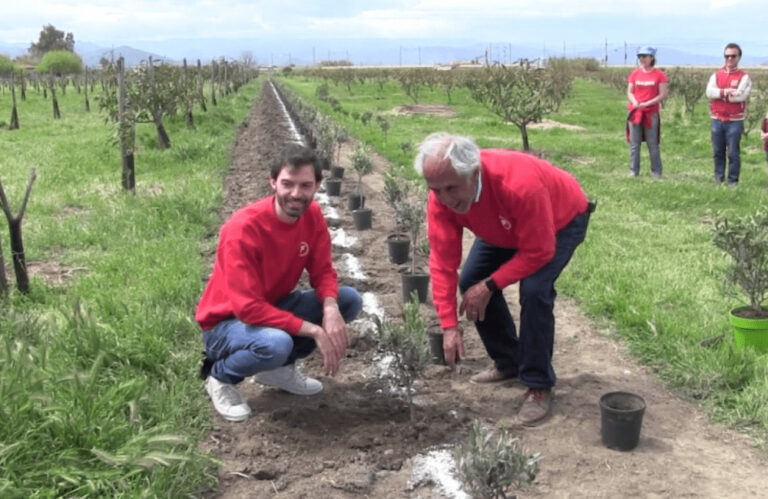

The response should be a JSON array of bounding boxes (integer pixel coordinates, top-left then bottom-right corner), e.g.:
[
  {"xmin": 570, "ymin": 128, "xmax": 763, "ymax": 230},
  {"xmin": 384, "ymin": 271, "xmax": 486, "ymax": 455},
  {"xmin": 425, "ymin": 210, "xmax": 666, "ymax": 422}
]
[{"xmin": 626, "ymin": 46, "xmax": 668, "ymax": 178}]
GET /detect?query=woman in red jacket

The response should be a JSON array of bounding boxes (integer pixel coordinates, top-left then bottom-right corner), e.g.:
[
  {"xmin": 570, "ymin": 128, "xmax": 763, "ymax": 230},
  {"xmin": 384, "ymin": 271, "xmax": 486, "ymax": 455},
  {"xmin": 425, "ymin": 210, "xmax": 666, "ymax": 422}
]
[{"xmin": 626, "ymin": 46, "xmax": 668, "ymax": 178}]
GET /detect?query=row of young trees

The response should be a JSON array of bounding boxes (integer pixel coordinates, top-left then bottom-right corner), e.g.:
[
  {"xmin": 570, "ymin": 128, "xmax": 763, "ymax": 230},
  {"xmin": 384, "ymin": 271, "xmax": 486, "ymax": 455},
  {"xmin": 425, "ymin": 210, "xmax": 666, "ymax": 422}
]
[
  {"xmin": 96, "ymin": 56, "xmax": 258, "ymax": 192},
  {"xmin": 288, "ymin": 63, "xmax": 574, "ymax": 151}
]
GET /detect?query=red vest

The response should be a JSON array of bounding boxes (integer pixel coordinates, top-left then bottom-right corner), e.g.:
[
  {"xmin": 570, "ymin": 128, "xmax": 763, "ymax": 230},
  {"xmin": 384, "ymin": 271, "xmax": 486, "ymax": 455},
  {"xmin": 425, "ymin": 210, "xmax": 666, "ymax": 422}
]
[{"xmin": 710, "ymin": 69, "xmax": 748, "ymax": 121}]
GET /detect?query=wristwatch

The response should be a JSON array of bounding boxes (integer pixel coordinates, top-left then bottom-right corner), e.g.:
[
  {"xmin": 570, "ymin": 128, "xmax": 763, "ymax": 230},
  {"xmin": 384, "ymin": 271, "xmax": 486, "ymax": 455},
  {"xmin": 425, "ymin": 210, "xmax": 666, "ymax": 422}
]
[{"xmin": 484, "ymin": 277, "xmax": 499, "ymax": 293}]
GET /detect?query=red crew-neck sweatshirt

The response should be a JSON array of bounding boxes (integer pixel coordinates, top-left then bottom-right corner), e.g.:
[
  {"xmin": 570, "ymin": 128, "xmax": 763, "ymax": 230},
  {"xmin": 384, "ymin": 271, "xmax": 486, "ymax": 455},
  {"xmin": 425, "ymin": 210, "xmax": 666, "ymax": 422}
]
[
  {"xmin": 195, "ymin": 196, "xmax": 338, "ymax": 334},
  {"xmin": 427, "ymin": 149, "xmax": 587, "ymax": 329}
]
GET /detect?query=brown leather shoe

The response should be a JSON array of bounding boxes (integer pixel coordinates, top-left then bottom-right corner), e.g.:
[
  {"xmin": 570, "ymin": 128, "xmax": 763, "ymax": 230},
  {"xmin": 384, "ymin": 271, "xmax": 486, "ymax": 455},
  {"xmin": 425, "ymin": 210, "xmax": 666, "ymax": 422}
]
[
  {"xmin": 519, "ymin": 388, "xmax": 552, "ymax": 426},
  {"xmin": 469, "ymin": 367, "xmax": 518, "ymax": 384}
]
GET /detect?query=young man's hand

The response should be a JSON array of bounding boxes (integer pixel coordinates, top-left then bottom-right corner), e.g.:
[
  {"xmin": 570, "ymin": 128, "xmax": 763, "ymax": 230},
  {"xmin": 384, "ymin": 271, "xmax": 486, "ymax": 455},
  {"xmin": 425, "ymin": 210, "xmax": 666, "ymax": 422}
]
[{"xmin": 299, "ymin": 321, "xmax": 345, "ymax": 376}]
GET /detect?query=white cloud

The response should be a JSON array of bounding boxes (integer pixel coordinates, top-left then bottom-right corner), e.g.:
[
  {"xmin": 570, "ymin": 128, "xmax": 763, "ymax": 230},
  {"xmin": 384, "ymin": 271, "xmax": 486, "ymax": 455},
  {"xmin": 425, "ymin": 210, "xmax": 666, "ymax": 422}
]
[{"xmin": 1, "ymin": 0, "xmax": 765, "ymax": 44}]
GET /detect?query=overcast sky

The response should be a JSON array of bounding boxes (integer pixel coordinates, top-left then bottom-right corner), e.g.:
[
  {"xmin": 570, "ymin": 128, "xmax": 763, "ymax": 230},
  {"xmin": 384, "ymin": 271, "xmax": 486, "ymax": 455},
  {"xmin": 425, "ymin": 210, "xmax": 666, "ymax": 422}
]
[{"xmin": 2, "ymin": 0, "xmax": 767, "ymax": 55}]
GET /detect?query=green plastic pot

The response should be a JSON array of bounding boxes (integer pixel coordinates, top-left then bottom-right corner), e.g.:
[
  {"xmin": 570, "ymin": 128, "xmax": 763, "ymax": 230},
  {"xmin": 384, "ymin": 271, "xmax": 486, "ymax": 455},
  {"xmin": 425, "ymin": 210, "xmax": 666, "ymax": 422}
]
[{"xmin": 729, "ymin": 307, "xmax": 768, "ymax": 352}]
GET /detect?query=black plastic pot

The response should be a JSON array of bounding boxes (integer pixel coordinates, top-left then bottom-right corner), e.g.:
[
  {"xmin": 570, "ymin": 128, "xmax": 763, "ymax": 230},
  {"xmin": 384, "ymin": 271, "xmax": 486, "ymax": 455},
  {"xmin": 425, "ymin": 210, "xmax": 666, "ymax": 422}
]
[
  {"xmin": 330, "ymin": 166, "xmax": 345, "ymax": 179},
  {"xmin": 428, "ymin": 331, "xmax": 446, "ymax": 365},
  {"xmin": 599, "ymin": 391, "xmax": 646, "ymax": 451},
  {"xmin": 387, "ymin": 234, "xmax": 410, "ymax": 264},
  {"xmin": 325, "ymin": 178, "xmax": 342, "ymax": 197},
  {"xmin": 352, "ymin": 208, "xmax": 372, "ymax": 230},
  {"xmin": 347, "ymin": 193, "xmax": 364, "ymax": 211},
  {"xmin": 401, "ymin": 271, "xmax": 429, "ymax": 303}
]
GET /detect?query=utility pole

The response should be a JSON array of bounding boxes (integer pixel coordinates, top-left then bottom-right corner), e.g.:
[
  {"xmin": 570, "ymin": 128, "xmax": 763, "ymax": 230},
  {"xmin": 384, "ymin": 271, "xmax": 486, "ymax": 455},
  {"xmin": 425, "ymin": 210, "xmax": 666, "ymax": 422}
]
[
  {"xmin": 624, "ymin": 41, "xmax": 627, "ymax": 65},
  {"xmin": 604, "ymin": 38, "xmax": 608, "ymax": 66}
]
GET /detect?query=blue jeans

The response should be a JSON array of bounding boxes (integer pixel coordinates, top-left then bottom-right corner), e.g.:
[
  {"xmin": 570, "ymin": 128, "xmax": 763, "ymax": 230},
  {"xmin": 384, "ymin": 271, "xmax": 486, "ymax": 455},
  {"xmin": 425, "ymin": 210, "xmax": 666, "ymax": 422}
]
[
  {"xmin": 711, "ymin": 119, "xmax": 744, "ymax": 184},
  {"xmin": 458, "ymin": 211, "xmax": 590, "ymax": 389},
  {"xmin": 202, "ymin": 286, "xmax": 362, "ymax": 384}
]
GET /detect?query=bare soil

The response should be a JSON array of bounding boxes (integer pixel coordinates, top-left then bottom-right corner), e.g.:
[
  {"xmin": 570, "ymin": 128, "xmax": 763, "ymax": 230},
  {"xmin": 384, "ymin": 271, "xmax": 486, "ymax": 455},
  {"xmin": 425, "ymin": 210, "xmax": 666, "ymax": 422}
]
[
  {"xmin": 391, "ymin": 104, "xmax": 457, "ymax": 118},
  {"xmin": 201, "ymin": 81, "xmax": 768, "ymax": 498},
  {"xmin": 526, "ymin": 119, "xmax": 585, "ymax": 131}
]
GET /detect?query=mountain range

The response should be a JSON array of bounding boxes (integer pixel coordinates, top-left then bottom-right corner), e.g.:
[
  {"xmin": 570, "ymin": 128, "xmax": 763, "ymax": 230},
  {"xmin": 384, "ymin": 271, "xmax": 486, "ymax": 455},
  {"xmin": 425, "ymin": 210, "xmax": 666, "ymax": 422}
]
[{"xmin": 1, "ymin": 38, "xmax": 766, "ymax": 68}]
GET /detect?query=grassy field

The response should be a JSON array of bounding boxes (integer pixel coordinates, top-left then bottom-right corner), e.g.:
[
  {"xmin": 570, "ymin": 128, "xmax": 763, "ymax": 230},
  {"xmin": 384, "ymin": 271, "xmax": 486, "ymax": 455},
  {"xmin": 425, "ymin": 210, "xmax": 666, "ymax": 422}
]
[
  {"xmin": 2, "ymin": 68, "xmax": 767, "ymax": 495},
  {"xmin": 0, "ymin": 77, "xmax": 261, "ymax": 496},
  {"xmin": 277, "ymin": 71, "xmax": 768, "ymax": 444}
]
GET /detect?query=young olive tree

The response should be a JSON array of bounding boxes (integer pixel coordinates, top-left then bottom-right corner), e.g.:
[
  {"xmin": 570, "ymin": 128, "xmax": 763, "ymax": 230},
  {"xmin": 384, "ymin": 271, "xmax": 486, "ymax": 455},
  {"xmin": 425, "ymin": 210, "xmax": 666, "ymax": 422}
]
[
  {"xmin": 667, "ymin": 68, "xmax": 708, "ymax": 118},
  {"xmin": 397, "ymin": 180, "xmax": 427, "ymax": 274},
  {"xmin": 466, "ymin": 64, "xmax": 561, "ymax": 151},
  {"xmin": 396, "ymin": 69, "xmax": 423, "ymax": 104},
  {"xmin": 455, "ymin": 420, "xmax": 540, "ymax": 499},
  {"xmin": 383, "ymin": 168, "xmax": 411, "ymax": 232},
  {"xmin": 376, "ymin": 115, "xmax": 390, "ymax": 143},
  {"xmin": 349, "ymin": 143, "xmax": 374, "ymax": 207},
  {"xmin": 712, "ymin": 208, "xmax": 768, "ymax": 317},
  {"xmin": 132, "ymin": 57, "xmax": 181, "ymax": 149},
  {"xmin": 36, "ymin": 50, "xmax": 83, "ymax": 119},
  {"xmin": 374, "ymin": 293, "xmax": 430, "ymax": 422}
]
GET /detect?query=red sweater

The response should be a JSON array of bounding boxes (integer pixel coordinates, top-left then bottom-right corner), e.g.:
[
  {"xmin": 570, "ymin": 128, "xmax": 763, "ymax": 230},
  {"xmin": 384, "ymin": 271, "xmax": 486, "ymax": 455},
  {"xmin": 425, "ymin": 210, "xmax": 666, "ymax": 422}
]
[
  {"xmin": 195, "ymin": 196, "xmax": 338, "ymax": 334},
  {"xmin": 427, "ymin": 149, "xmax": 587, "ymax": 329}
]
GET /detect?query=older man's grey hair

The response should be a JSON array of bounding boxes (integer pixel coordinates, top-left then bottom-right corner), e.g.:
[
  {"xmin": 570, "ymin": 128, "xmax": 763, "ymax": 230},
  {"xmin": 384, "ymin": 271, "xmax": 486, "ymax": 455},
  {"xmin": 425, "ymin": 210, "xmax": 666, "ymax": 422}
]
[{"xmin": 414, "ymin": 133, "xmax": 480, "ymax": 177}]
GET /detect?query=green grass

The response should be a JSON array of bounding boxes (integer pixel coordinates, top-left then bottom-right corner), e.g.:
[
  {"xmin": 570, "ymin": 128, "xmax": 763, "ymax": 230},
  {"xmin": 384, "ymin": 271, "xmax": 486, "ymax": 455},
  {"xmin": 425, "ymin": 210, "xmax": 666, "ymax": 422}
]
[
  {"xmin": 277, "ymin": 73, "xmax": 768, "ymax": 444},
  {"xmin": 0, "ymin": 78, "xmax": 260, "ymax": 496}
]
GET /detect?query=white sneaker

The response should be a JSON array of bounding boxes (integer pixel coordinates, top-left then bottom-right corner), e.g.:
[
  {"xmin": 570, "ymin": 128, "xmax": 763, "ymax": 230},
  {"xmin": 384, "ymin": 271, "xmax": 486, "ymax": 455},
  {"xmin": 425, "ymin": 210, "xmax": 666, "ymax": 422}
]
[
  {"xmin": 253, "ymin": 364, "xmax": 323, "ymax": 395},
  {"xmin": 205, "ymin": 376, "xmax": 251, "ymax": 422}
]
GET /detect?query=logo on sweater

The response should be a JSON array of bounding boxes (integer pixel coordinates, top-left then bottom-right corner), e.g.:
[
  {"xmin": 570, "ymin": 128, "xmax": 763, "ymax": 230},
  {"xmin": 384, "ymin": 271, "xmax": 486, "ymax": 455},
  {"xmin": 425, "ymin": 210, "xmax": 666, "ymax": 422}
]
[
  {"xmin": 299, "ymin": 242, "xmax": 309, "ymax": 257},
  {"xmin": 499, "ymin": 216, "xmax": 511, "ymax": 230},
  {"xmin": 730, "ymin": 79, "xmax": 739, "ymax": 87}
]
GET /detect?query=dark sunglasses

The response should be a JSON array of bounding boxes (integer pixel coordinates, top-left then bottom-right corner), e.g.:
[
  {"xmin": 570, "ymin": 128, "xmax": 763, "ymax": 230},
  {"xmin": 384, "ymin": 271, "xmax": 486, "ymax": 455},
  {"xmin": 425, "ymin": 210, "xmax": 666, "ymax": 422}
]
[
  {"xmin": 638, "ymin": 54, "xmax": 652, "ymax": 58},
  {"xmin": 724, "ymin": 54, "xmax": 739, "ymax": 59}
]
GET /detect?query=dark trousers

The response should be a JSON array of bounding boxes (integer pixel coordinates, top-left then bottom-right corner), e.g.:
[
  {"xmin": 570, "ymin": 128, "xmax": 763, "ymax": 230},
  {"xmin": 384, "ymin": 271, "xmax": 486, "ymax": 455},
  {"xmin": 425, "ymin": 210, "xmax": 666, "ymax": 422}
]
[
  {"xmin": 711, "ymin": 118, "xmax": 744, "ymax": 184},
  {"xmin": 459, "ymin": 211, "xmax": 590, "ymax": 389}
]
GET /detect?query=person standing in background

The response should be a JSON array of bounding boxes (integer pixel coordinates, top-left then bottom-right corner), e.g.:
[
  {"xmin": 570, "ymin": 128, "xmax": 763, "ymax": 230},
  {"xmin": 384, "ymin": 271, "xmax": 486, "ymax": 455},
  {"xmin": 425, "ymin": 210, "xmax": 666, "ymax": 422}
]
[
  {"xmin": 626, "ymin": 46, "xmax": 668, "ymax": 179},
  {"xmin": 706, "ymin": 43, "xmax": 752, "ymax": 185}
]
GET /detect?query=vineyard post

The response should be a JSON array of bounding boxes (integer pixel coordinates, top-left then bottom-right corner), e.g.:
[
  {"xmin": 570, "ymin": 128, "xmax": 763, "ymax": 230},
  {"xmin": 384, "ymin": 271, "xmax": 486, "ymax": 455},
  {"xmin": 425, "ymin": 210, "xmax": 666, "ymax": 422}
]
[
  {"xmin": 0, "ymin": 168, "xmax": 37, "ymax": 293},
  {"xmin": 196, "ymin": 59, "xmax": 207, "ymax": 112},
  {"xmin": 10, "ymin": 70, "xmax": 19, "ymax": 129},
  {"xmin": 117, "ymin": 57, "xmax": 135, "ymax": 193},
  {"xmin": 182, "ymin": 58, "xmax": 194, "ymax": 128},
  {"xmin": 222, "ymin": 60, "xmax": 229, "ymax": 95},
  {"xmin": 83, "ymin": 66, "xmax": 90, "ymax": 112},
  {"xmin": 210, "ymin": 60, "xmax": 217, "ymax": 106},
  {"xmin": 147, "ymin": 56, "xmax": 171, "ymax": 149},
  {"xmin": 0, "ymin": 228, "xmax": 6, "ymax": 294},
  {"xmin": 49, "ymin": 75, "xmax": 61, "ymax": 119}
]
